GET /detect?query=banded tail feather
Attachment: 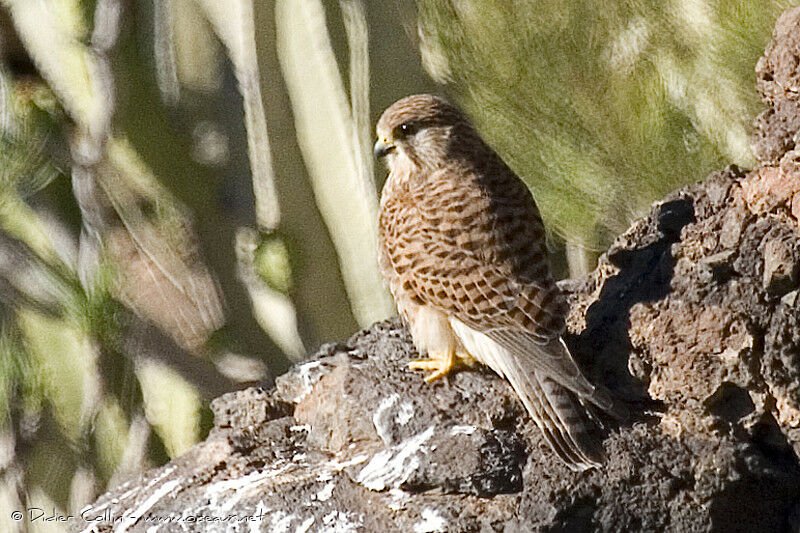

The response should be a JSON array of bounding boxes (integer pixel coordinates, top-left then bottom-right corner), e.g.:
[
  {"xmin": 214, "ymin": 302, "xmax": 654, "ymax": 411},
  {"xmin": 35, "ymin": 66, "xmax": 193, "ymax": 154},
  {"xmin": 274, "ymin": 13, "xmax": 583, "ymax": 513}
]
[{"xmin": 450, "ymin": 318, "xmax": 612, "ymax": 470}]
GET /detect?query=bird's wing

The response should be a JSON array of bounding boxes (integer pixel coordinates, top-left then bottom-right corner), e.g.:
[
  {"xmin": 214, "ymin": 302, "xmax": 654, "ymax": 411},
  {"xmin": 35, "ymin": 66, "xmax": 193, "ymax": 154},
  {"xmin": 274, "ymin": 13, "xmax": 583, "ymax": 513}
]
[
  {"xmin": 486, "ymin": 331, "xmax": 614, "ymax": 410},
  {"xmin": 381, "ymin": 164, "xmax": 604, "ymax": 398},
  {"xmin": 450, "ymin": 317, "xmax": 603, "ymax": 470},
  {"xmin": 383, "ymin": 164, "xmax": 563, "ymax": 328}
]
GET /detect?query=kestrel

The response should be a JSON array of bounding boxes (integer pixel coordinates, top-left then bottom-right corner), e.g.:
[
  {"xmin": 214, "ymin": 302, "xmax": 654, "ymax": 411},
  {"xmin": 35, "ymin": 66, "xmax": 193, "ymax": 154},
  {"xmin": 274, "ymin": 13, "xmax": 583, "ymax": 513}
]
[{"xmin": 375, "ymin": 94, "xmax": 614, "ymax": 470}]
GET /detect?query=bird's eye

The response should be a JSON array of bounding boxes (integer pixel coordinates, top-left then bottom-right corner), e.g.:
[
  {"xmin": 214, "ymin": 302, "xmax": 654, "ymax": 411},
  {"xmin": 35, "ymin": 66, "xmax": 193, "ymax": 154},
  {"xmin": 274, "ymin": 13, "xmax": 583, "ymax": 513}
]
[{"xmin": 395, "ymin": 122, "xmax": 418, "ymax": 138}]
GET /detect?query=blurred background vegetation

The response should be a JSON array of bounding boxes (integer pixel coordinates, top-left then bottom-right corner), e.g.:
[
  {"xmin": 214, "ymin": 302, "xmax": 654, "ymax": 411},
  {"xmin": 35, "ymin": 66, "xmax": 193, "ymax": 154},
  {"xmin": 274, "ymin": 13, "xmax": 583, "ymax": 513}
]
[{"xmin": 0, "ymin": 0, "xmax": 792, "ymax": 529}]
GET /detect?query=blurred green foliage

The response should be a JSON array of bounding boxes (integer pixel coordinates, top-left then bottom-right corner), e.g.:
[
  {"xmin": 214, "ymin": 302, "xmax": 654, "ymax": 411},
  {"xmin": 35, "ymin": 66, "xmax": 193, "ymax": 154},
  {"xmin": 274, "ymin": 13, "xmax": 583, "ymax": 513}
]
[
  {"xmin": 0, "ymin": 1, "xmax": 433, "ymax": 526},
  {"xmin": 0, "ymin": 0, "xmax": 789, "ymax": 528},
  {"xmin": 417, "ymin": 0, "xmax": 794, "ymax": 271}
]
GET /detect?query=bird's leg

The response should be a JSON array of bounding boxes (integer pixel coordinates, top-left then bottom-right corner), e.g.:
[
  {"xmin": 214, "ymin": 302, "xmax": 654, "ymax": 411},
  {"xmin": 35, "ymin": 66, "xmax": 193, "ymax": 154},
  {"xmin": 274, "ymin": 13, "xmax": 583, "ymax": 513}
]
[{"xmin": 409, "ymin": 347, "xmax": 457, "ymax": 382}]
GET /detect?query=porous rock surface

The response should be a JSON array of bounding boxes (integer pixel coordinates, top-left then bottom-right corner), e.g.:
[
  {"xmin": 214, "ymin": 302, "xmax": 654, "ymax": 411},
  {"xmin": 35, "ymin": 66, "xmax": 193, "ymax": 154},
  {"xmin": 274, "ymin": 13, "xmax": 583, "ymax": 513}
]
[{"xmin": 76, "ymin": 7, "xmax": 800, "ymax": 533}]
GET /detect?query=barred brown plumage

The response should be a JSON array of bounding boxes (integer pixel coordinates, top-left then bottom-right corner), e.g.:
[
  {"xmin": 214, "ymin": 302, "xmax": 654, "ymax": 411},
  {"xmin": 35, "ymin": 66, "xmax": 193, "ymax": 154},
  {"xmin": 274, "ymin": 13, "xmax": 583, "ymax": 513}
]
[{"xmin": 375, "ymin": 94, "xmax": 614, "ymax": 470}]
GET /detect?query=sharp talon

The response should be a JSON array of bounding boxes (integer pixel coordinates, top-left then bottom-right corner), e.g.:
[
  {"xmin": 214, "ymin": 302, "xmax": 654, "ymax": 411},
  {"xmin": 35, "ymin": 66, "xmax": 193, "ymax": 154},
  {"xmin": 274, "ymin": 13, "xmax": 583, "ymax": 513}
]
[{"xmin": 423, "ymin": 369, "xmax": 444, "ymax": 382}]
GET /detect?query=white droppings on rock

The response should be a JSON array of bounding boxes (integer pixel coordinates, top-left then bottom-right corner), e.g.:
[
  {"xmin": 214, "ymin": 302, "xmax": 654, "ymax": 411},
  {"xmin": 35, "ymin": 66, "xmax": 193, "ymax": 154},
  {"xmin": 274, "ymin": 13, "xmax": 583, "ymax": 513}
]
[
  {"xmin": 321, "ymin": 510, "xmax": 362, "ymax": 533},
  {"xmin": 293, "ymin": 360, "xmax": 325, "ymax": 402},
  {"xmin": 116, "ymin": 478, "xmax": 182, "ymax": 533},
  {"xmin": 270, "ymin": 510, "xmax": 297, "ymax": 533},
  {"xmin": 450, "ymin": 425, "xmax": 477, "ymax": 436},
  {"xmin": 79, "ymin": 466, "xmax": 177, "ymax": 529},
  {"xmin": 372, "ymin": 394, "xmax": 400, "ymax": 444},
  {"xmin": 356, "ymin": 426, "xmax": 435, "ymax": 491},
  {"xmin": 295, "ymin": 516, "xmax": 315, "ymax": 533},
  {"xmin": 413, "ymin": 508, "xmax": 447, "ymax": 533},
  {"xmin": 250, "ymin": 501, "xmax": 269, "ymax": 533},
  {"xmin": 326, "ymin": 454, "xmax": 369, "ymax": 471},
  {"xmin": 292, "ymin": 453, "xmax": 308, "ymax": 463},
  {"xmin": 206, "ymin": 463, "xmax": 291, "ymax": 496},
  {"xmin": 387, "ymin": 488, "xmax": 409, "ymax": 511},
  {"xmin": 316, "ymin": 482, "xmax": 334, "ymax": 502},
  {"xmin": 205, "ymin": 462, "xmax": 294, "ymax": 514},
  {"xmin": 396, "ymin": 401, "xmax": 415, "ymax": 426}
]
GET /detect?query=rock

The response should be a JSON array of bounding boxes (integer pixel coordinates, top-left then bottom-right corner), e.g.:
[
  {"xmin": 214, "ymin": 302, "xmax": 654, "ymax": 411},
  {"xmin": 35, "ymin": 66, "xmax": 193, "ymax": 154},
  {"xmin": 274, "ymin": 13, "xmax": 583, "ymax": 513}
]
[
  {"xmin": 740, "ymin": 162, "xmax": 800, "ymax": 217},
  {"xmin": 751, "ymin": 104, "xmax": 800, "ymax": 165},
  {"xmin": 756, "ymin": 7, "xmax": 800, "ymax": 108},
  {"xmin": 77, "ymin": 324, "xmax": 800, "ymax": 532},
  {"xmin": 762, "ymin": 232, "xmax": 799, "ymax": 295},
  {"xmin": 753, "ymin": 7, "xmax": 800, "ymax": 164},
  {"xmin": 75, "ymin": 7, "xmax": 800, "ymax": 533}
]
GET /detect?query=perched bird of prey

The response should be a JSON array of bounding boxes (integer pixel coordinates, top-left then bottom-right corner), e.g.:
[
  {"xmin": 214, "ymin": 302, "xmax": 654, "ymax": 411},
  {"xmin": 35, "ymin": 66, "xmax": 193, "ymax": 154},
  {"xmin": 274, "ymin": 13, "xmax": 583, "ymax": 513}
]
[{"xmin": 375, "ymin": 94, "xmax": 614, "ymax": 470}]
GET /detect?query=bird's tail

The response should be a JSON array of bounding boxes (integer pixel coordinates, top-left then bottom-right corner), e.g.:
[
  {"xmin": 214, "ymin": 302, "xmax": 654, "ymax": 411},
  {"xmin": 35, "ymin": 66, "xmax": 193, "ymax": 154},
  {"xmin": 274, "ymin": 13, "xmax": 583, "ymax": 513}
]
[
  {"xmin": 505, "ymin": 360, "xmax": 604, "ymax": 470},
  {"xmin": 450, "ymin": 319, "xmax": 610, "ymax": 470}
]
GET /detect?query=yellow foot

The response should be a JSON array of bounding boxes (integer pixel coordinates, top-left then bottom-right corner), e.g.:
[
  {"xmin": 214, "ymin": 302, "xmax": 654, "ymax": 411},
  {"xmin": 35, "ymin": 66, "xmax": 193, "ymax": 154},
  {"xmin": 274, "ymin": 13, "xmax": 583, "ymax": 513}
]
[{"xmin": 408, "ymin": 351, "xmax": 456, "ymax": 382}]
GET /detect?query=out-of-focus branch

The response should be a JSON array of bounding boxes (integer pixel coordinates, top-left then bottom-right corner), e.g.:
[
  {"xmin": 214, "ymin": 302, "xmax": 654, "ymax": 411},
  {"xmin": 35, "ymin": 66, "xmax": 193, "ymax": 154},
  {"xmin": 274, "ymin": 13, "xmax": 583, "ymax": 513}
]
[
  {"xmin": 0, "ymin": 0, "xmax": 114, "ymax": 140},
  {"xmin": 152, "ymin": 0, "xmax": 180, "ymax": 105},
  {"xmin": 276, "ymin": 0, "xmax": 394, "ymax": 326},
  {"xmin": 99, "ymin": 139, "xmax": 226, "ymax": 353},
  {"xmin": 0, "ymin": 226, "xmax": 238, "ymax": 397},
  {"xmin": 235, "ymin": 228, "xmax": 304, "ymax": 362},
  {"xmin": 0, "ymin": 230, "xmax": 72, "ymax": 317},
  {"xmin": 4, "ymin": 0, "xmax": 243, "ymax": 379},
  {"xmin": 340, "ymin": 0, "xmax": 375, "ymax": 213},
  {"xmin": 194, "ymin": 0, "xmax": 280, "ymax": 231},
  {"xmin": 118, "ymin": 312, "xmax": 237, "ymax": 399},
  {"xmin": 190, "ymin": 0, "xmax": 313, "ymax": 361}
]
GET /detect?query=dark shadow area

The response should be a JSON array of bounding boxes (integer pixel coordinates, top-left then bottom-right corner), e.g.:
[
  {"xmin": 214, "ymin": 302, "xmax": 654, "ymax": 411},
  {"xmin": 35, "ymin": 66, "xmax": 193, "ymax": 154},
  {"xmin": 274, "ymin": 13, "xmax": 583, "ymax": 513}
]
[
  {"xmin": 709, "ymin": 474, "xmax": 800, "ymax": 533},
  {"xmin": 567, "ymin": 196, "xmax": 696, "ymax": 417}
]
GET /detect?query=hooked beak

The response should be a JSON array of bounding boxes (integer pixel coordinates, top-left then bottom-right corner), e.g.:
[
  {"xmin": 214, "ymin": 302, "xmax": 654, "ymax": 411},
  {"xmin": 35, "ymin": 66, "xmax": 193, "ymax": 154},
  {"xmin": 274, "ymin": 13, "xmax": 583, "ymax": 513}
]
[{"xmin": 373, "ymin": 138, "xmax": 395, "ymax": 159}]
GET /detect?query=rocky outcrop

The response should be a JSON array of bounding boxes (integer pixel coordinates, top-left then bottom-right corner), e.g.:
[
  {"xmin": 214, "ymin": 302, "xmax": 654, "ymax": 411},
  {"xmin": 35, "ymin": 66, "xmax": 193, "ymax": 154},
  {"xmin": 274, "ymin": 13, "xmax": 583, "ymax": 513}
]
[{"xmin": 75, "ymin": 7, "xmax": 800, "ymax": 533}]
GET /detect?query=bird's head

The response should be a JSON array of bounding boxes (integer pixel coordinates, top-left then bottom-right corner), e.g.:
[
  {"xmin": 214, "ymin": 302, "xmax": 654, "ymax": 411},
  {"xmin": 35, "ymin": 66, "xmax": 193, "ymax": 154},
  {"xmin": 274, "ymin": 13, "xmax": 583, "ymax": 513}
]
[{"xmin": 374, "ymin": 94, "xmax": 469, "ymax": 171}]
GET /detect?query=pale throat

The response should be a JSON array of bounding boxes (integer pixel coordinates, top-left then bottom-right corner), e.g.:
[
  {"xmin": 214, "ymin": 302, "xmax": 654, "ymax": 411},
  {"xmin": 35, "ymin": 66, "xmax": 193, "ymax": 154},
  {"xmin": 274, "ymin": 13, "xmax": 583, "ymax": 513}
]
[{"xmin": 381, "ymin": 155, "xmax": 417, "ymax": 197}]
